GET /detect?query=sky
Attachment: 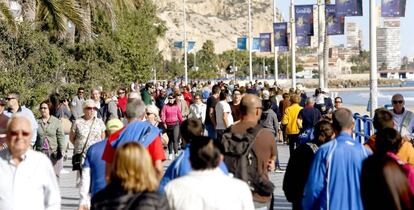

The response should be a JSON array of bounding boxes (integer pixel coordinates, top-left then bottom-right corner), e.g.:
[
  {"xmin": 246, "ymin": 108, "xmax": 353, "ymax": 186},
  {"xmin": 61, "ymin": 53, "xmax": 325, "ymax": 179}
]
[{"xmin": 276, "ymin": 0, "xmax": 414, "ymax": 58}]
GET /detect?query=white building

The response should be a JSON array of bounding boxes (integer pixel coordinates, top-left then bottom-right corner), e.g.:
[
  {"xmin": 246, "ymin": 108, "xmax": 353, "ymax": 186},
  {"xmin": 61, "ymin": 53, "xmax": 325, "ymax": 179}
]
[
  {"xmin": 346, "ymin": 22, "xmax": 362, "ymax": 50},
  {"xmin": 377, "ymin": 18, "xmax": 401, "ymax": 70}
]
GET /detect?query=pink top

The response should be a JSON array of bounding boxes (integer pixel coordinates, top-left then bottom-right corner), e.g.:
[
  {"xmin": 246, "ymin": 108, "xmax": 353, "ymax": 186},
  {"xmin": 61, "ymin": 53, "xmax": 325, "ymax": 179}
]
[{"xmin": 161, "ymin": 104, "xmax": 183, "ymax": 125}]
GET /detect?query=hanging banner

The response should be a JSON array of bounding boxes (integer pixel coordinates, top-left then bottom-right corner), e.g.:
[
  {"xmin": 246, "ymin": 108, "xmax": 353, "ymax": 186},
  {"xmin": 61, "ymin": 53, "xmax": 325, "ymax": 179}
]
[
  {"xmin": 381, "ymin": 0, "xmax": 406, "ymax": 17},
  {"xmin": 273, "ymin": 22, "xmax": 288, "ymax": 46},
  {"xmin": 173, "ymin": 41, "xmax": 183, "ymax": 49},
  {"xmin": 296, "ymin": 36, "xmax": 311, "ymax": 47},
  {"xmin": 259, "ymin": 33, "xmax": 272, "ymax": 52},
  {"xmin": 252, "ymin": 37, "xmax": 261, "ymax": 52},
  {"xmin": 336, "ymin": 0, "xmax": 363, "ymax": 16},
  {"xmin": 295, "ymin": 5, "xmax": 314, "ymax": 36},
  {"xmin": 187, "ymin": 41, "xmax": 195, "ymax": 52},
  {"xmin": 326, "ymin": 5, "xmax": 345, "ymax": 35},
  {"xmin": 237, "ymin": 37, "xmax": 247, "ymax": 50}
]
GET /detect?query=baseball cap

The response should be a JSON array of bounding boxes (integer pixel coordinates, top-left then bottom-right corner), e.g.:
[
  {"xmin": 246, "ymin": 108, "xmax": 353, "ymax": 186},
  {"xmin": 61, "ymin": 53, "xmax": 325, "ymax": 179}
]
[{"xmin": 106, "ymin": 119, "xmax": 124, "ymax": 134}]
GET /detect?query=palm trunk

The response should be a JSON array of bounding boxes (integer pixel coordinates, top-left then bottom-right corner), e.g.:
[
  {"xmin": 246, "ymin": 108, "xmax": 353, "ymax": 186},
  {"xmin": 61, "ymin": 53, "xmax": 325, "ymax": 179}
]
[
  {"xmin": 21, "ymin": 0, "xmax": 36, "ymax": 25},
  {"xmin": 79, "ymin": 0, "xmax": 91, "ymax": 42}
]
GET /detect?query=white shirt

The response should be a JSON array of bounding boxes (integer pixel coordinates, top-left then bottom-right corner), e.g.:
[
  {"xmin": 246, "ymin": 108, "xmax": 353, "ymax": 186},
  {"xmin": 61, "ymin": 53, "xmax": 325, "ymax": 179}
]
[
  {"xmin": 215, "ymin": 101, "xmax": 233, "ymax": 130},
  {"xmin": 165, "ymin": 168, "xmax": 254, "ymax": 210},
  {"xmin": 0, "ymin": 149, "xmax": 61, "ymax": 210},
  {"xmin": 392, "ymin": 109, "xmax": 414, "ymax": 138},
  {"xmin": 189, "ymin": 103, "xmax": 207, "ymax": 124}
]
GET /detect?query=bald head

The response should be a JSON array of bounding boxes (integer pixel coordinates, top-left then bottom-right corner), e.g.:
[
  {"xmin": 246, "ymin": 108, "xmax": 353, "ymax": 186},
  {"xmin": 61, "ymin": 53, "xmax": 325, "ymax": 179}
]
[{"xmin": 240, "ymin": 94, "xmax": 261, "ymax": 116}]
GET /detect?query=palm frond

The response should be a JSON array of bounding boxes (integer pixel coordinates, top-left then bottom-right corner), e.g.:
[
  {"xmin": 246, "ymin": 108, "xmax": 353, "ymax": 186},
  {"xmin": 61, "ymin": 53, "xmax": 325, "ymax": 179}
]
[
  {"xmin": 95, "ymin": 0, "xmax": 116, "ymax": 31},
  {"xmin": 0, "ymin": 1, "xmax": 17, "ymax": 33}
]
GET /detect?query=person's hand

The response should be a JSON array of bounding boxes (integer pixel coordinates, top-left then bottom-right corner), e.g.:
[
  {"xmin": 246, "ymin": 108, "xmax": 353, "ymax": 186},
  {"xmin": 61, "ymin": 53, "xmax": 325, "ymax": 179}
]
[
  {"xmin": 267, "ymin": 160, "xmax": 275, "ymax": 172},
  {"xmin": 78, "ymin": 204, "xmax": 89, "ymax": 210},
  {"xmin": 163, "ymin": 123, "xmax": 167, "ymax": 129}
]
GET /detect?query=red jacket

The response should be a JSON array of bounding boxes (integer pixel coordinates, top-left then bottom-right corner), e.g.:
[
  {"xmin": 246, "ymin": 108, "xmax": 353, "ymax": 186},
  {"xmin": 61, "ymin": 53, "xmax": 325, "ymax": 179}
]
[
  {"xmin": 182, "ymin": 91, "xmax": 192, "ymax": 107},
  {"xmin": 117, "ymin": 96, "xmax": 128, "ymax": 113}
]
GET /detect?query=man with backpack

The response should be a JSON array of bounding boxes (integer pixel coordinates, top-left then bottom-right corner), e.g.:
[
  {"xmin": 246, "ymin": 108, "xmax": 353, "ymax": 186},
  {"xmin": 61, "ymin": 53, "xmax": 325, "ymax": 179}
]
[{"xmin": 219, "ymin": 94, "xmax": 276, "ymax": 210}]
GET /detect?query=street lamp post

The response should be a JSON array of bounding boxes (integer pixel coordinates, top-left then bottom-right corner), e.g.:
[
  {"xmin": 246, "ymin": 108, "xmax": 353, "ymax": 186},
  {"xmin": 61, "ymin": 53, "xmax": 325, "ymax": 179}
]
[
  {"xmin": 183, "ymin": 0, "xmax": 188, "ymax": 85},
  {"xmin": 290, "ymin": 0, "xmax": 296, "ymax": 88},
  {"xmin": 248, "ymin": 0, "xmax": 253, "ymax": 82},
  {"xmin": 317, "ymin": 0, "xmax": 325, "ymax": 89},
  {"xmin": 273, "ymin": 0, "xmax": 278, "ymax": 83},
  {"xmin": 369, "ymin": 0, "xmax": 378, "ymax": 117}
]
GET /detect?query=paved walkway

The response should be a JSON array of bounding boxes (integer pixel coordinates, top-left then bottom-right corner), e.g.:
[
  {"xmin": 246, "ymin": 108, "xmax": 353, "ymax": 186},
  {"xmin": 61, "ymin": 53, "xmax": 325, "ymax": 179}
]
[{"xmin": 60, "ymin": 142, "xmax": 292, "ymax": 210}]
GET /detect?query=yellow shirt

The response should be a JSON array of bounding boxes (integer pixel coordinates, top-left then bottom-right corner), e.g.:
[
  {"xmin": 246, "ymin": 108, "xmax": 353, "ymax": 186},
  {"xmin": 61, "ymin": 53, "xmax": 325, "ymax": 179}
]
[{"xmin": 282, "ymin": 103, "xmax": 303, "ymax": 135}]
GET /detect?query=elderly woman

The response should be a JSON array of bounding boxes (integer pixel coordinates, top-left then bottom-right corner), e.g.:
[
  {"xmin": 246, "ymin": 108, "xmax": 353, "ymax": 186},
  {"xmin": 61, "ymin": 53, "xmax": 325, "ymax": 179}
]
[
  {"xmin": 34, "ymin": 100, "xmax": 65, "ymax": 177},
  {"xmin": 146, "ymin": 105, "xmax": 169, "ymax": 146},
  {"xmin": 91, "ymin": 142, "xmax": 169, "ymax": 210},
  {"xmin": 70, "ymin": 99, "xmax": 106, "ymax": 181}
]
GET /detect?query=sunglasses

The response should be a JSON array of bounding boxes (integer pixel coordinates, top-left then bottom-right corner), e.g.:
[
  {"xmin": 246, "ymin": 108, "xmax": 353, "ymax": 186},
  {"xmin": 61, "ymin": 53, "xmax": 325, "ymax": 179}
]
[
  {"xmin": 85, "ymin": 107, "xmax": 96, "ymax": 110},
  {"xmin": 78, "ymin": 91, "xmax": 84, "ymax": 94},
  {"xmin": 10, "ymin": 130, "xmax": 31, "ymax": 137},
  {"xmin": 334, "ymin": 101, "xmax": 342, "ymax": 103},
  {"xmin": 392, "ymin": 100, "xmax": 404, "ymax": 104},
  {"xmin": 5, "ymin": 97, "xmax": 15, "ymax": 101},
  {"xmin": 146, "ymin": 112, "xmax": 153, "ymax": 116},
  {"xmin": 118, "ymin": 91, "xmax": 125, "ymax": 94}
]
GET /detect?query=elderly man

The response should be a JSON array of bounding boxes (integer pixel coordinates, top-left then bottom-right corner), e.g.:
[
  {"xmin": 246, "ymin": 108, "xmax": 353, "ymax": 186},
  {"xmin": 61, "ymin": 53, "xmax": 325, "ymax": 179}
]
[
  {"xmin": 302, "ymin": 108, "xmax": 370, "ymax": 210},
  {"xmin": 3, "ymin": 91, "xmax": 38, "ymax": 145},
  {"xmin": 0, "ymin": 114, "xmax": 61, "ymax": 210},
  {"xmin": 391, "ymin": 94, "xmax": 414, "ymax": 138}
]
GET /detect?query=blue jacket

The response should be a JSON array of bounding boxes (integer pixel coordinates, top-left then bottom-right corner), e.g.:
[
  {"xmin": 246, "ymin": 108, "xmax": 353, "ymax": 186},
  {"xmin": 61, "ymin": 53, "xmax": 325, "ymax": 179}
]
[
  {"xmin": 302, "ymin": 132, "xmax": 371, "ymax": 210},
  {"xmin": 159, "ymin": 144, "xmax": 229, "ymax": 192}
]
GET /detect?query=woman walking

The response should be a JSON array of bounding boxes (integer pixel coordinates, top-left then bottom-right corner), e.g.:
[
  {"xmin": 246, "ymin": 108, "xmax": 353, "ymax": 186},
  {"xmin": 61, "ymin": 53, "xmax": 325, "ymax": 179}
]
[
  {"xmin": 34, "ymin": 100, "xmax": 65, "ymax": 177},
  {"xmin": 161, "ymin": 94, "xmax": 183, "ymax": 160}
]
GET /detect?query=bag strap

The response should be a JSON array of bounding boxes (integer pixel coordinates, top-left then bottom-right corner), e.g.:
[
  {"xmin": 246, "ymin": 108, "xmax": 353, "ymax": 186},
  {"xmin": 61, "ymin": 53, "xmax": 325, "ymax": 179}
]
[
  {"xmin": 400, "ymin": 111, "xmax": 413, "ymax": 133},
  {"xmin": 80, "ymin": 117, "xmax": 96, "ymax": 155},
  {"xmin": 243, "ymin": 124, "xmax": 263, "ymax": 155}
]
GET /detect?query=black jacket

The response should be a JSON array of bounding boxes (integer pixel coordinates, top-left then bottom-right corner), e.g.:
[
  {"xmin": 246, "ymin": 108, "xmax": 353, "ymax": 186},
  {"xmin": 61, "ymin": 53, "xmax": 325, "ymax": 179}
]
[{"xmin": 91, "ymin": 183, "xmax": 170, "ymax": 210}]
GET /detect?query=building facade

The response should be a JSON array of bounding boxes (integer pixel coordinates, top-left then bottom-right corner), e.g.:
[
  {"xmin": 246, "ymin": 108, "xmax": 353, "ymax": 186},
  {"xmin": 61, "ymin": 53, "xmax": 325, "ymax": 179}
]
[{"xmin": 377, "ymin": 18, "xmax": 401, "ymax": 70}]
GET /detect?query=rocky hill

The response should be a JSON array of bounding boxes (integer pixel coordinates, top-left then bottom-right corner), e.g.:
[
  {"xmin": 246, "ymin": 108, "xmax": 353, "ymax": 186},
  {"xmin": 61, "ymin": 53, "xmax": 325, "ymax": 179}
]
[{"xmin": 155, "ymin": 0, "xmax": 283, "ymax": 60}]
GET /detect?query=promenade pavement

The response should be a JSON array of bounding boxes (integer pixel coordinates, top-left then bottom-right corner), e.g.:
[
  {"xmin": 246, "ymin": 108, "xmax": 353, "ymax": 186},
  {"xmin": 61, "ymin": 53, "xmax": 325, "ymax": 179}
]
[{"xmin": 60, "ymin": 142, "xmax": 292, "ymax": 210}]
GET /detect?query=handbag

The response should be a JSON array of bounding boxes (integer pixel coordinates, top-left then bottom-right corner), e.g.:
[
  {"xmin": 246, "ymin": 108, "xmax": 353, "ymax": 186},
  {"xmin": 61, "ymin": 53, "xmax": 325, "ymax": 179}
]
[
  {"xmin": 59, "ymin": 106, "xmax": 72, "ymax": 134},
  {"xmin": 72, "ymin": 118, "xmax": 95, "ymax": 171}
]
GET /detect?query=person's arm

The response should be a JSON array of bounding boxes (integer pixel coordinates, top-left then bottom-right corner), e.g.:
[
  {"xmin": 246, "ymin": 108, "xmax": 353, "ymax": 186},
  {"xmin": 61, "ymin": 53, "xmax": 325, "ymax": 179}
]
[
  {"xmin": 223, "ymin": 112, "xmax": 229, "ymax": 128},
  {"xmin": 43, "ymin": 158, "xmax": 61, "ymax": 210},
  {"xmin": 281, "ymin": 107, "xmax": 289, "ymax": 125},
  {"xmin": 69, "ymin": 122, "xmax": 76, "ymax": 145},
  {"xmin": 209, "ymin": 107, "xmax": 216, "ymax": 127},
  {"xmin": 177, "ymin": 106, "xmax": 183, "ymax": 124},
  {"xmin": 56, "ymin": 120, "xmax": 65, "ymax": 154},
  {"xmin": 201, "ymin": 105, "xmax": 206, "ymax": 124}
]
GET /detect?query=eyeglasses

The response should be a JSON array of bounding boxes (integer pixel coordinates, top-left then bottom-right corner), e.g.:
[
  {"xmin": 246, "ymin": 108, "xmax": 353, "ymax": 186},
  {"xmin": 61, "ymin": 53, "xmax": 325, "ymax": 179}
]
[
  {"xmin": 40, "ymin": 107, "xmax": 48, "ymax": 110},
  {"xmin": 146, "ymin": 112, "xmax": 153, "ymax": 116},
  {"xmin": 10, "ymin": 130, "xmax": 31, "ymax": 137},
  {"xmin": 5, "ymin": 97, "xmax": 15, "ymax": 101},
  {"xmin": 392, "ymin": 100, "xmax": 404, "ymax": 104}
]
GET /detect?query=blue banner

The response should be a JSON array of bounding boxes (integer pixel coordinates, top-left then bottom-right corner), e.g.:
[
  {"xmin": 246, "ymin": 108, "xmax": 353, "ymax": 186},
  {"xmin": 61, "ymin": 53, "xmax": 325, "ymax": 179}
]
[
  {"xmin": 296, "ymin": 36, "xmax": 311, "ymax": 47},
  {"xmin": 174, "ymin": 41, "xmax": 183, "ymax": 48},
  {"xmin": 273, "ymin": 23, "xmax": 288, "ymax": 46},
  {"xmin": 260, "ymin": 33, "xmax": 272, "ymax": 52},
  {"xmin": 237, "ymin": 37, "xmax": 247, "ymax": 50},
  {"xmin": 252, "ymin": 37, "xmax": 261, "ymax": 52},
  {"xmin": 381, "ymin": 0, "xmax": 406, "ymax": 17},
  {"xmin": 295, "ymin": 5, "xmax": 314, "ymax": 36},
  {"xmin": 326, "ymin": 5, "xmax": 345, "ymax": 35},
  {"xmin": 187, "ymin": 41, "xmax": 195, "ymax": 52},
  {"xmin": 336, "ymin": 0, "xmax": 363, "ymax": 16}
]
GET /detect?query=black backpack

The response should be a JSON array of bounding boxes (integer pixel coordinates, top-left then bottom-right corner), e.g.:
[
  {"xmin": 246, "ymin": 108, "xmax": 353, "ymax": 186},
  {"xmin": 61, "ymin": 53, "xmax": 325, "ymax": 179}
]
[{"xmin": 219, "ymin": 124, "xmax": 275, "ymax": 196}]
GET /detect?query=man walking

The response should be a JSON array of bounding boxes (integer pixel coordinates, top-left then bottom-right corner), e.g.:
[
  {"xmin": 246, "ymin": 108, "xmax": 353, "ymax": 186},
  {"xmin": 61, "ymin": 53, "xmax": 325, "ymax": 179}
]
[
  {"xmin": 3, "ymin": 91, "xmax": 38, "ymax": 145},
  {"xmin": 0, "ymin": 114, "xmax": 61, "ymax": 210},
  {"xmin": 71, "ymin": 87, "xmax": 85, "ymax": 120},
  {"xmin": 302, "ymin": 108, "xmax": 370, "ymax": 210},
  {"xmin": 391, "ymin": 94, "xmax": 414, "ymax": 138}
]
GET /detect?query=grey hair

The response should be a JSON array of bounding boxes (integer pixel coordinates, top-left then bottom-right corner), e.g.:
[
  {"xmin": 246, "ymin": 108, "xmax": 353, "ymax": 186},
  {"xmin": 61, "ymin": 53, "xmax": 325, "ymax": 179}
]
[
  {"xmin": 6, "ymin": 113, "xmax": 33, "ymax": 133},
  {"xmin": 306, "ymin": 97, "xmax": 315, "ymax": 105},
  {"xmin": 125, "ymin": 98, "xmax": 146, "ymax": 120}
]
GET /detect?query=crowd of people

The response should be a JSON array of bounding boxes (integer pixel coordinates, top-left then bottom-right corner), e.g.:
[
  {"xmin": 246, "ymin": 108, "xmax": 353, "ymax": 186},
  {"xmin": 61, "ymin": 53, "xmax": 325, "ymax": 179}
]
[{"xmin": 0, "ymin": 79, "xmax": 413, "ymax": 210}]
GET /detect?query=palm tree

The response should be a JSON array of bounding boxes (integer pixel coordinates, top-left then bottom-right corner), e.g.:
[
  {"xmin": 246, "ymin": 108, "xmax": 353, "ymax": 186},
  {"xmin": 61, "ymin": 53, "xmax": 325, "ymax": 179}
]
[{"xmin": 78, "ymin": 0, "xmax": 142, "ymax": 42}]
